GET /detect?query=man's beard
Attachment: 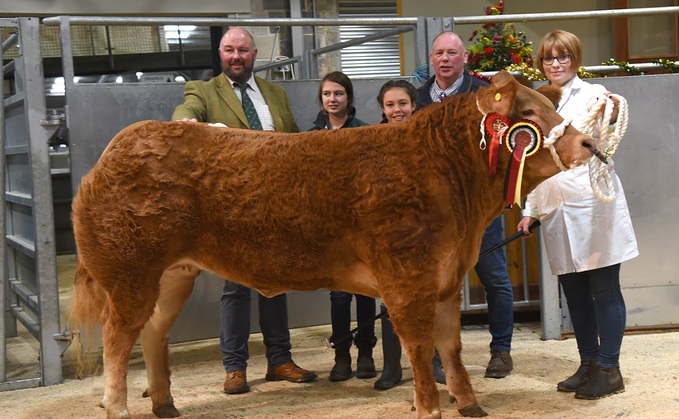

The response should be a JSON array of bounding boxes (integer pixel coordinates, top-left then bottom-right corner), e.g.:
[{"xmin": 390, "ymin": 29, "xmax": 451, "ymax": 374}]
[{"xmin": 224, "ymin": 60, "xmax": 253, "ymax": 84}]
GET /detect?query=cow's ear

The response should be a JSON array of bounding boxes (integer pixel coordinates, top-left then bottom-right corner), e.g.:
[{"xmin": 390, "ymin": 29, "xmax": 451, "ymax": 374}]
[
  {"xmin": 536, "ymin": 84, "xmax": 562, "ymax": 109},
  {"xmin": 477, "ymin": 70, "xmax": 516, "ymax": 116}
]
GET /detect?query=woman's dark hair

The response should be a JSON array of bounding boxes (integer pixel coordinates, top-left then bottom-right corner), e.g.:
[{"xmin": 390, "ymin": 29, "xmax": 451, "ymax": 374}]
[
  {"xmin": 376, "ymin": 79, "xmax": 417, "ymax": 108},
  {"xmin": 318, "ymin": 71, "xmax": 355, "ymax": 112}
]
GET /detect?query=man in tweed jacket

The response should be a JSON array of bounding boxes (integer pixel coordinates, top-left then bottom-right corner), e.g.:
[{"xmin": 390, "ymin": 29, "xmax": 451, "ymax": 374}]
[{"xmin": 171, "ymin": 27, "xmax": 313, "ymax": 395}]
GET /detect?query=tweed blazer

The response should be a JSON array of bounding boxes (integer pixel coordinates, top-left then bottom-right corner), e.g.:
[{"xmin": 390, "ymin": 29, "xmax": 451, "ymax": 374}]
[{"xmin": 172, "ymin": 73, "xmax": 299, "ymax": 133}]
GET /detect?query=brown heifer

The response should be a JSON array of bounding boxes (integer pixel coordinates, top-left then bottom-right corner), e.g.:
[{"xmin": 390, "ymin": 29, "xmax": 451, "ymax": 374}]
[{"xmin": 70, "ymin": 71, "xmax": 595, "ymax": 419}]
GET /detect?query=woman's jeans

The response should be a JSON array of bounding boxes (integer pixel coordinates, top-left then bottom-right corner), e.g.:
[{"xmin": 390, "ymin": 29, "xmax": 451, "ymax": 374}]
[
  {"xmin": 329, "ymin": 291, "xmax": 376, "ymax": 349},
  {"xmin": 559, "ymin": 264, "xmax": 626, "ymax": 368}
]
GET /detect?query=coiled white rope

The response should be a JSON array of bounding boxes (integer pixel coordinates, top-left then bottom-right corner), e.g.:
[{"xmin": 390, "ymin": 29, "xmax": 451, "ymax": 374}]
[{"xmin": 575, "ymin": 94, "xmax": 629, "ymax": 202}]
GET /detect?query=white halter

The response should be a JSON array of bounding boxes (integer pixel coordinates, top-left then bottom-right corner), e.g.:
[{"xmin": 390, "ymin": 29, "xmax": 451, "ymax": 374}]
[{"xmin": 543, "ymin": 118, "xmax": 572, "ymax": 172}]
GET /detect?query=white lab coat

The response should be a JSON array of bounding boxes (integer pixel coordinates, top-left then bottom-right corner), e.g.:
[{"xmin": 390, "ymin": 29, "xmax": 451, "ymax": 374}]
[{"xmin": 523, "ymin": 76, "xmax": 639, "ymax": 275}]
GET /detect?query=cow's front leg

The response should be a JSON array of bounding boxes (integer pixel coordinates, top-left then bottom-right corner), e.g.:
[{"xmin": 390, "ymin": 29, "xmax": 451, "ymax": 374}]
[
  {"xmin": 385, "ymin": 294, "xmax": 441, "ymax": 419},
  {"xmin": 434, "ymin": 293, "xmax": 487, "ymax": 417},
  {"xmin": 141, "ymin": 266, "xmax": 199, "ymax": 418}
]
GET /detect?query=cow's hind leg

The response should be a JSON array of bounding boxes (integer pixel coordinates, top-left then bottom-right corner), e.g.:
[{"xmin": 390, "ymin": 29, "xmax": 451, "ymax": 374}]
[
  {"xmin": 435, "ymin": 293, "xmax": 487, "ymax": 417},
  {"xmin": 140, "ymin": 265, "xmax": 200, "ymax": 418},
  {"xmin": 384, "ymin": 291, "xmax": 441, "ymax": 419},
  {"xmin": 100, "ymin": 272, "xmax": 161, "ymax": 419}
]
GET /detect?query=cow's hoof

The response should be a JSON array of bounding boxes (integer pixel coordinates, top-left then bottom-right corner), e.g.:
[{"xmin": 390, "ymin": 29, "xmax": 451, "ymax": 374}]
[
  {"xmin": 142, "ymin": 389, "xmax": 150, "ymax": 398},
  {"xmin": 458, "ymin": 405, "xmax": 488, "ymax": 417},
  {"xmin": 153, "ymin": 404, "xmax": 181, "ymax": 418}
]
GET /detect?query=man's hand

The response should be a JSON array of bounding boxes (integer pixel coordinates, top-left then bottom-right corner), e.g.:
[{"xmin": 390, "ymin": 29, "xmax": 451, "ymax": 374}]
[{"xmin": 178, "ymin": 117, "xmax": 198, "ymax": 122}]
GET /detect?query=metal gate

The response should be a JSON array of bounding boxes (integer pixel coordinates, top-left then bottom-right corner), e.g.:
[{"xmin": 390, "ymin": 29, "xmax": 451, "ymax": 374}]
[{"xmin": 0, "ymin": 17, "xmax": 62, "ymax": 391}]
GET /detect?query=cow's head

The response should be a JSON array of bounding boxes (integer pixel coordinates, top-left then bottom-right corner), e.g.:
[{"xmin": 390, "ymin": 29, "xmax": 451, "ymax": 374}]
[{"xmin": 476, "ymin": 70, "xmax": 596, "ymax": 202}]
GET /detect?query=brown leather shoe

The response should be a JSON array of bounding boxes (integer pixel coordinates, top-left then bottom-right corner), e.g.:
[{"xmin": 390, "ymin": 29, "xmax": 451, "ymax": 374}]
[
  {"xmin": 223, "ymin": 370, "xmax": 250, "ymax": 394},
  {"xmin": 484, "ymin": 350, "xmax": 513, "ymax": 378},
  {"xmin": 265, "ymin": 361, "xmax": 318, "ymax": 383}
]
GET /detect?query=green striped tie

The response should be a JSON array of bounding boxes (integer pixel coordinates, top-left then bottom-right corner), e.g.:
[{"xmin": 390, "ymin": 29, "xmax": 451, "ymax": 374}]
[{"xmin": 234, "ymin": 82, "xmax": 263, "ymax": 130}]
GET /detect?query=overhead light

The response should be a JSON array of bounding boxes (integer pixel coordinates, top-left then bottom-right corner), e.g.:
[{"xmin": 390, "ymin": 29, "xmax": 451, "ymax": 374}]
[
  {"xmin": 164, "ymin": 25, "xmax": 196, "ymax": 40},
  {"xmin": 50, "ymin": 77, "xmax": 65, "ymax": 94}
]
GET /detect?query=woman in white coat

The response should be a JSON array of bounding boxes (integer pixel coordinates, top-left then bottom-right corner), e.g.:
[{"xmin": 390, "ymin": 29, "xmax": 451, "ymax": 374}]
[{"xmin": 518, "ymin": 30, "xmax": 638, "ymax": 400}]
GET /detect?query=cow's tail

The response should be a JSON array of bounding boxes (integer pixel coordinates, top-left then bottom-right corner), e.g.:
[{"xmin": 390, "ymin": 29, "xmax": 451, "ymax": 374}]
[{"xmin": 69, "ymin": 260, "xmax": 107, "ymax": 378}]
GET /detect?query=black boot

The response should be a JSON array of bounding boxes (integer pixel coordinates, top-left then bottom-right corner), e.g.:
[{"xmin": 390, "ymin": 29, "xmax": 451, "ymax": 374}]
[
  {"xmin": 557, "ymin": 360, "xmax": 596, "ymax": 392},
  {"xmin": 374, "ymin": 311, "xmax": 402, "ymax": 390},
  {"xmin": 575, "ymin": 365, "xmax": 625, "ymax": 400},
  {"xmin": 356, "ymin": 337, "xmax": 377, "ymax": 379},
  {"xmin": 329, "ymin": 343, "xmax": 353, "ymax": 382}
]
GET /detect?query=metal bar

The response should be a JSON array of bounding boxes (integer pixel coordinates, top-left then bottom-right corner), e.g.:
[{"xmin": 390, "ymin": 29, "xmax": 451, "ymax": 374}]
[
  {"xmin": 6, "ymin": 235, "xmax": 36, "ymax": 259},
  {"xmin": 105, "ymin": 25, "xmax": 115, "ymax": 70},
  {"xmin": 0, "ymin": 377, "xmax": 41, "ymax": 392},
  {"xmin": 11, "ymin": 17, "xmax": 62, "ymax": 386},
  {"xmin": 1, "ymin": 33, "xmax": 18, "ymax": 51},
  {"xmin": 538, "ymin": 229, "xmax": 561, "ymax": 340},
  {"xmin": 2, "ymin": 60, "xmax": 15, "ymax": 76},
  {"xmin": 479, "ymin": 62, "xmax": 679, "ymax": 79},
  {"xmin": 452, "ymin": 6, "xmax": 679, "ymax": 24},
  {"xmin": 43, "ymin": 16, "xmax": 420, "ymax": 27},
  {"xmin": 58, "ymin": 17, "xmax": 75, "ymax": 135},
  {"xmin": 414, "ymin": 16, "xmax": 428, "ymax": 71},
  {"xmin": 4, "ymin": 145, "xmax": 30, "ymax": 156},
  {"xmin": 254, "ymin": 57, "xmax": 300, "ymax": 74},
  {"xmin": 0, "ymin": 16, "xmax": 10, "ymax": 385},
  {"xmin": 2, "ymin": 92, "xmax": 24, "ymax": 109},
  {"xmin": 42, "ymin": 7, "xmax": 679, "ymax": 28},
  {"xmin": 584, "ymin": 62, "xmax": 679, "ymax": 74},
  {"xmin": 9, "ymin": 306, "xmax": 39, "ymax": 338},
  {"xmin": 18, "ymin": 16, "xmax": 62, "ymax": 387},
  {"xmin": 9, "ymin": 279, "xmax": 40, "ymax": 313},
  {"xmin": 4, "ymin": 191, "xmax": 33, "ymax": 206},
  {"xmin": 289, "ymin": 0, "xmax": 304, "ymax": 79}
]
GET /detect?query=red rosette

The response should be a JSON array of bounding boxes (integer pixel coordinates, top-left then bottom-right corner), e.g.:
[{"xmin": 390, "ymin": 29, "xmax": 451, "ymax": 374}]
[{"xmin": 484, "ymin": 113, "xmax": 510, "ymax": 174}]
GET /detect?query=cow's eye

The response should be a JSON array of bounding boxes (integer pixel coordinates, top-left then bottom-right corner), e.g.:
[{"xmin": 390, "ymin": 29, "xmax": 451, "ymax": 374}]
[{"xmin": 521, "ymin": 109, "xmax": 535, "ymax": 118}]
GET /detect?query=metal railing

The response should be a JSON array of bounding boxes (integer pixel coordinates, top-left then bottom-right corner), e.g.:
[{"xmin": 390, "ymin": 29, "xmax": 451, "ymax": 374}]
[
  {"xmin": 43, "ymin": 6, "xmax": 679, "ymax": 82},
  {"xmin": 42, "ymin": 16, "xmax": 428, "ymax": 80}
]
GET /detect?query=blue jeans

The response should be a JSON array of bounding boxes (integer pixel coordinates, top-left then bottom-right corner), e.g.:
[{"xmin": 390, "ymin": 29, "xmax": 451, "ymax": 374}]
[
  {"xmin": 559, "ymin": 264, "xmax": 626, "ymax": 368},
  {"xmin": 219, "ymin": 280, "xmax": 292, "ymax": 372},
  {"xmin": 475, "ymin": 216, "xmax": 514, "ymax": 352},
  {"xmin": 329, "ymin": 291, "xmax": 377, "ymax": 349}
]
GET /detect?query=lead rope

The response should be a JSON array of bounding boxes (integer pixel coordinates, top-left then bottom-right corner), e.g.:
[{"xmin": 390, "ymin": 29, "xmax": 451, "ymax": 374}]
[{"xmin": 575, "ymin": 94, "xmax": 629, "ymax": 202}]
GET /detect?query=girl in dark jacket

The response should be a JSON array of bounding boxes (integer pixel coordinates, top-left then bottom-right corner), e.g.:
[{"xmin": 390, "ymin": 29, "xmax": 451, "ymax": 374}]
[{"xmin": 310, "ymin": 71, "xmax": 374, "ymax": 382}]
